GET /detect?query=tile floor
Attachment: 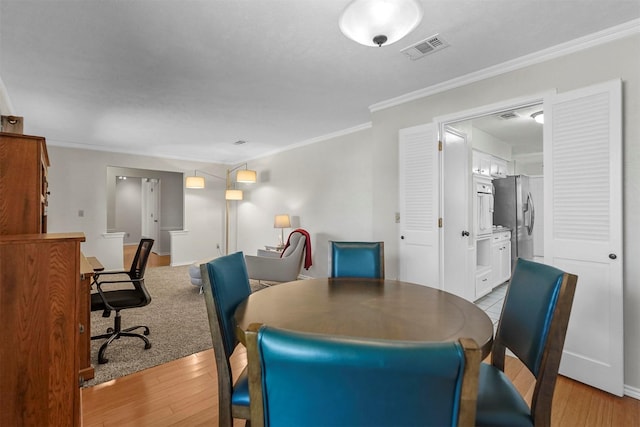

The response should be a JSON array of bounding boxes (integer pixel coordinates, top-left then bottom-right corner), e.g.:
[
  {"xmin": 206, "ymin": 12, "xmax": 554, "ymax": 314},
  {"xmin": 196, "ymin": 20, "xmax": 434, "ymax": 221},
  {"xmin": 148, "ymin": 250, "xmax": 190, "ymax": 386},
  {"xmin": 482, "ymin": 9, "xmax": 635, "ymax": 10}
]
[{"xmin": 475, "ymin": 281, "xmax": 508, "ymax": 334}]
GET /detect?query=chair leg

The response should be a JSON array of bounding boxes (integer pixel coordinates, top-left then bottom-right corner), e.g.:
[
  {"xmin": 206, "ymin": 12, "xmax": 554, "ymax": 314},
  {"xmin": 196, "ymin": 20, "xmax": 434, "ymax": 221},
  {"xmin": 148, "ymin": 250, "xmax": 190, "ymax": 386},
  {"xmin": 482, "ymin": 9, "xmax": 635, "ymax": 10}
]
[{"xmin": 92, "ymin": 310, "xmax": 152, "ymax": 364}]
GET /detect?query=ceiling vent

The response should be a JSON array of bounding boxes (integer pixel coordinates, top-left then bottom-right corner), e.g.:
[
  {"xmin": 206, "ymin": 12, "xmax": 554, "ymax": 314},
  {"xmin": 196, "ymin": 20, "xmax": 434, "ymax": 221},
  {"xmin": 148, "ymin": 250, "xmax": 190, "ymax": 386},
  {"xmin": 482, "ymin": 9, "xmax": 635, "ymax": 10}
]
[
  {"xmin": 401, "ymin": 34, "xmax": 449, "ymax": 61},
  {"xmin": 497, "ymin": 111, "xmax": 520, "ymax": 120}
]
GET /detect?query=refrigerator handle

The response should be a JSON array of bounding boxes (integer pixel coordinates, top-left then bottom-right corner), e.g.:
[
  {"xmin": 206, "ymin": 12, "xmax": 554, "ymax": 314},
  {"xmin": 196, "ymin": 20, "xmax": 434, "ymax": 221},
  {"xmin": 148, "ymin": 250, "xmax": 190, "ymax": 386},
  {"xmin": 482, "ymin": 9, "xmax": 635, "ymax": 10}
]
[{"xmin": 526, "ymin": 192, "xmax": 535, "ymax": 235}]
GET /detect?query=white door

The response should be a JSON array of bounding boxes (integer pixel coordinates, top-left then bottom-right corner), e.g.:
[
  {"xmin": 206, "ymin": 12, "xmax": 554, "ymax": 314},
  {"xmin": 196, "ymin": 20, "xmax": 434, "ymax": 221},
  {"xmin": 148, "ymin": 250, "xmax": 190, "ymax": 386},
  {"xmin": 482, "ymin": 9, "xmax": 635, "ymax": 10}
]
[
  {"xmin": 442, "ymin": 127, "xmax": 472, "ymax": 300},
  {"xmin": 544, "ymin": 79, "xmax": 623, "ymax": 395},
  {"xmin": 398, "ymin": 123, "xmax": 439, "ymax": 287},
  {"xmin": 141, "ymin": 178, "xmax": 160, "ymax": 243}
]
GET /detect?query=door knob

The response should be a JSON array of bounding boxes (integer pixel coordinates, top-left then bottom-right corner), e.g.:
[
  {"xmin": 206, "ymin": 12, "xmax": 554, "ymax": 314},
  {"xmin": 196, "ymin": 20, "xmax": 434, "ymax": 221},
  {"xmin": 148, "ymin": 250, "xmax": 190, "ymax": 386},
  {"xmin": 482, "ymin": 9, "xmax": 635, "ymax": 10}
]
[
  {"xmin": 461, "ymin": 231, "xmax": 470, "ymax": 237},
  {"xmin": 401, "ymin": 235, "xmax": 405, "ymax": 240},
  {"xmin": 609, "ymin": 253, "xmax": 617, "ymax": 260}
]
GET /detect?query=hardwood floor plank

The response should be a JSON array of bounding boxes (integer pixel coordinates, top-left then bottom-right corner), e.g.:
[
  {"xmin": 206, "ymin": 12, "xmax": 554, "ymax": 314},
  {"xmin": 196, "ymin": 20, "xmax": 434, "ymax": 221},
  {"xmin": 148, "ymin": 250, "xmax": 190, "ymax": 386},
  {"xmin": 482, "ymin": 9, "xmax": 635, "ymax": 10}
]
[
  {"xmin": 556, "ymin": 379, "xmax": 593, "ymax": 426},
  {"xmin": 82, "ymin": 350, "xmax": 639, "ymax": 426}
]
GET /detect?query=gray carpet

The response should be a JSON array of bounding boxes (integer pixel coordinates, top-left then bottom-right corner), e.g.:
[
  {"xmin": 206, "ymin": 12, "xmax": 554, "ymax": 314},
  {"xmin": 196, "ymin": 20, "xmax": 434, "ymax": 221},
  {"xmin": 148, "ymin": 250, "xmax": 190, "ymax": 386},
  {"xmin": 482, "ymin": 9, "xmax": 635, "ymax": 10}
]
[{"xmin": 84, "ymin": 264, "xmax": 267, "ymax": 387}]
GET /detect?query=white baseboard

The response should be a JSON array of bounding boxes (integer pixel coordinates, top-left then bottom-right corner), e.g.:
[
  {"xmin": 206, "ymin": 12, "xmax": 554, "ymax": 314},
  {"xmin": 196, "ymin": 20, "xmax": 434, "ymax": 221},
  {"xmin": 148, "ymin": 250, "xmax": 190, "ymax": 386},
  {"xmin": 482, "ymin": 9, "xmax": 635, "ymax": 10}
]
[{"xmin": 624, "ymin": 384, "xmax": 640, "ymax": 400}]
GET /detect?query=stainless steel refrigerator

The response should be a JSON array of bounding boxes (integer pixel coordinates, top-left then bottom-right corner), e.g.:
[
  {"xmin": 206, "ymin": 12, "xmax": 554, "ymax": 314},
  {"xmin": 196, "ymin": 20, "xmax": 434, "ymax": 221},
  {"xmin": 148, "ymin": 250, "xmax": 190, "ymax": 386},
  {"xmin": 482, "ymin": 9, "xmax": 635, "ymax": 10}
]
[{"xmin": 492, "ymin": 175, "xmax": 535, "ymax": 265}]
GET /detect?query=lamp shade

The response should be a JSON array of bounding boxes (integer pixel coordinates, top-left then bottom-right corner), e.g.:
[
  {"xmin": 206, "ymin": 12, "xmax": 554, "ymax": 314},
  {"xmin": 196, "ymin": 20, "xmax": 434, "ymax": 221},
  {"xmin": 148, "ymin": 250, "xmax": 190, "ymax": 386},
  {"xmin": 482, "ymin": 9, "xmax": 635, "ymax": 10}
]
[
  {"xmin": 236, "ymin": 169, "xmax": 257, "ymax": 183},
  {"xmin": 339, "ymin": 0, "xmax": 423, "ymax": 47},
  {"xmin": 185, "ymin": 176, "xmax": 205, "ymax": 189},
  {"xmin": 225, "ymin": 189, "xmax": 243, "ymax": 200},
  {"xmin": 274, "ymin": 214, "xmax": 291, "ymax": 229}
]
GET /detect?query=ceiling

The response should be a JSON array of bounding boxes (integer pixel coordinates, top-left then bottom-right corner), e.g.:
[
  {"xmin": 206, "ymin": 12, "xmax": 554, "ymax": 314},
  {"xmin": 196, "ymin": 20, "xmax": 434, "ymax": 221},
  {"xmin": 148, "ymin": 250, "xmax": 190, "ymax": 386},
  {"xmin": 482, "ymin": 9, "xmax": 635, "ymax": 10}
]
[{"xmin": 1, "ymin": 1, "xmax": 638, "ymax": 164}]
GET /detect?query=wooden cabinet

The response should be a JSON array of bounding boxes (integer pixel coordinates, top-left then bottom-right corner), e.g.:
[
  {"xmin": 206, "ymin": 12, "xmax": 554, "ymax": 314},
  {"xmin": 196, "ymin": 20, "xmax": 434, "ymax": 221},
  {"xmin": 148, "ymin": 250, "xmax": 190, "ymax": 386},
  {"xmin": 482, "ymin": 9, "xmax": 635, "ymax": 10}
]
[
  {"xmin": 0, "ymin": 132, "xmax": 50, "ymax": 235},
  {"xmin": 0, "ymin": 233, "xmax": 85, "ymax": 426}
]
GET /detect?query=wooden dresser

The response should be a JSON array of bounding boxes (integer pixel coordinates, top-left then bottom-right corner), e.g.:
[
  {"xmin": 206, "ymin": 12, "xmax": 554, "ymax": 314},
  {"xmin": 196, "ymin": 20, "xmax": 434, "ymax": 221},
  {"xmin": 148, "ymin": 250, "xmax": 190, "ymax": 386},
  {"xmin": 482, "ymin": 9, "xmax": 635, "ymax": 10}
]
[
  {"xmin": 0, "ymin": 132, "xmax": 50, "ymax": 235},
  {"xmin": 0, "ymin": 132, "xmax": 85, "ymax": 426},
  {"xmin": 0, "ymin": 233, "xmax": 85, "ymax": 426}
]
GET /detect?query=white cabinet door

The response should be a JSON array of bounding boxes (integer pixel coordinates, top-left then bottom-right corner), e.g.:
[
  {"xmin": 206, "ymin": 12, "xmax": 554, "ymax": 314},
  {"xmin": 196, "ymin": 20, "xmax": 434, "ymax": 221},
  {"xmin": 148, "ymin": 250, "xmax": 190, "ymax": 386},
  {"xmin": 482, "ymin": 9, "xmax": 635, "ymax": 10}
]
[
  {"xmin": 544, "ymin": 79, "xmax": 623, "ymax": 396},
  {"xmin": 472, "ymin": 150, "xmax": 491, "ymax": 176},
  {"xmin": 490, "ymin": 158, "xmax": 508, "ymax": 178},
  {"xmin": 491, "ymin": 232, "xmax": 511, "ymax": 287},
  {"xmin": 399, "ymin": 124, "xmax": 439, "ymax": 288},
  {"xmin": 500, "ymin": 239, "xmax": 511, "ymax": 282}
]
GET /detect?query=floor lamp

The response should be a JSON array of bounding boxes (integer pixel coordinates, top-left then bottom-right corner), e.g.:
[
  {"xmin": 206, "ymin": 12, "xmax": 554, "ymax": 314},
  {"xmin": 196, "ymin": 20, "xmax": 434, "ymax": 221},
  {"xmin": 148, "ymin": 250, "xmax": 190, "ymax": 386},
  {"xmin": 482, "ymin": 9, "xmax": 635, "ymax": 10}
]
[{"xmin": 185, "ymin": 164, "xmax": 257, "ymax": 254}]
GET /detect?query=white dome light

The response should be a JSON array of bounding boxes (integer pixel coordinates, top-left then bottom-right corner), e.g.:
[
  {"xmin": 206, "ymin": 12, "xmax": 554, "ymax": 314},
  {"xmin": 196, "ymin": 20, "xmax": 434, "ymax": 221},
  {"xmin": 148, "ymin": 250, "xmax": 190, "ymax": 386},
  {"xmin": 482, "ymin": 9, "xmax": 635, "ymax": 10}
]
[{"xmin": 339, "ymin": 0, "xmax": 423, "ymax": 47}]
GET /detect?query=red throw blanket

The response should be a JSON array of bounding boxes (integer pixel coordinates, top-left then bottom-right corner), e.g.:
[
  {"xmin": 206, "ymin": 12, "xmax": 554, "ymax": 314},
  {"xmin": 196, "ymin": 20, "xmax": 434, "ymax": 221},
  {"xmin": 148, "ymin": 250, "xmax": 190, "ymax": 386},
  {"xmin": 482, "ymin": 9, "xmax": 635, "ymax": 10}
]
[{"xmin": 281, "ymin": 228, "xmax": 312, "ymax": 269}]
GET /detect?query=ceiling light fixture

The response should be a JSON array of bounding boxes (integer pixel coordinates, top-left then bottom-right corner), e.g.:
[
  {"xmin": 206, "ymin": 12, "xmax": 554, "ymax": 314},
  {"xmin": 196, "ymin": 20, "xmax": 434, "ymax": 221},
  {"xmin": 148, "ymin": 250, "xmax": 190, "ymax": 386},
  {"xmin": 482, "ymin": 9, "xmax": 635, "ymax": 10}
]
[
  {"xmin": 339, "ymin": 0, "xmax": 423, "ymax": 47},
  {"xmin": 531, "ymin": 111, "xmax": 544, "ymax": 124}
]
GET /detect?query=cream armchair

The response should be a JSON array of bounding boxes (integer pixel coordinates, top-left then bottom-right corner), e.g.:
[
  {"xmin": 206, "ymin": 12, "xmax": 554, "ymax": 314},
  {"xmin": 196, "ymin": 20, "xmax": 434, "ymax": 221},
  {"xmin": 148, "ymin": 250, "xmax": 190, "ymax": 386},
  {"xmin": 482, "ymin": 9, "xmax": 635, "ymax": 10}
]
[{"xmin": 245, "ymin": 232, "xmax": 307, "ymax": 283}]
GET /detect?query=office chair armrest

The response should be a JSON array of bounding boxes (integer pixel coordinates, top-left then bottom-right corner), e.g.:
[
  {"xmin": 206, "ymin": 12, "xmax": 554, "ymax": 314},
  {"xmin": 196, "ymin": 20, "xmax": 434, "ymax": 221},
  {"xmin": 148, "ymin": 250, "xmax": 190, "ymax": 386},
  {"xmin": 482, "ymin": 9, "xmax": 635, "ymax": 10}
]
[
  {"xmin": 94, "ymin": 278, "xmax": 143, "ymax": 287},
  {"xmin": 92, "ymin": 269, "xmax": 128, "ymax": 285},
  {"xmin": 94, "ymin": 278, "xmax": 144, "ymax": 311}
]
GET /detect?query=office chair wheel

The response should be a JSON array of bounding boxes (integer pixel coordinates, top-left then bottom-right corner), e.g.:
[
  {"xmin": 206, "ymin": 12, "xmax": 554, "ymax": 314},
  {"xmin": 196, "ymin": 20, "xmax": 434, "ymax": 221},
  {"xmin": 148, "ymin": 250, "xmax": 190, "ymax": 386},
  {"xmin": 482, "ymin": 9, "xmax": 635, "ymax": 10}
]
[
  {"xmin": 145, "ymin": 342, "xmax": 152, "ymax": 349},
  {"xmin": 107, "ymin": 327, "xmax": 114, "ymax": 333},
  {"xmin": 143, "ymin": 326, "xmax": 150, "ymax": 335}
]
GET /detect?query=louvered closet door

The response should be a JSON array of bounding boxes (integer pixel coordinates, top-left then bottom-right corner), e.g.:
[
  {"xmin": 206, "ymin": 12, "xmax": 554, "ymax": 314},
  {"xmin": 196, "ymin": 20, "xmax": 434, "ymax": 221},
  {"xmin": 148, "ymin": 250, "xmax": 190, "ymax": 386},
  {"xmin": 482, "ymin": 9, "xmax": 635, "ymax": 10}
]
[
  {"xmin": 544, "ymin": 79, "xmax": 623, "ymax": 395},
  {"xmin": 399, "ymin": 123, "xmax": 439, "ymax": 287}
]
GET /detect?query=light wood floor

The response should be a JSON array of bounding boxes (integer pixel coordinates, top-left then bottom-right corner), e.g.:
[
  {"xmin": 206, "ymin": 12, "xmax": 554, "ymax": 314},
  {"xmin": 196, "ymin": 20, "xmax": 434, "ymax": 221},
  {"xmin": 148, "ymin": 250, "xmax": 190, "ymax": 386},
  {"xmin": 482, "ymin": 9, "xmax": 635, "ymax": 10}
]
[
  {"xmin": 123, "ymin": 244, "xmax": 171, "ymax": 268},
  {"xmin": 82, "ymin": 348, "xmax": 639, "ymax": 427}
]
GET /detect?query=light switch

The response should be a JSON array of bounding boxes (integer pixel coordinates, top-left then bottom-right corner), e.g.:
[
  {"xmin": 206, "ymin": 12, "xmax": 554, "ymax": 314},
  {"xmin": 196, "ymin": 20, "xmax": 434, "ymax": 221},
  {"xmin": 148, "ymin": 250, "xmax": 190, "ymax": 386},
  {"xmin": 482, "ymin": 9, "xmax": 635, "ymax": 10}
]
[{"xmin": 78, "ymin": 210, "xmax": 84, "ymax": 217}]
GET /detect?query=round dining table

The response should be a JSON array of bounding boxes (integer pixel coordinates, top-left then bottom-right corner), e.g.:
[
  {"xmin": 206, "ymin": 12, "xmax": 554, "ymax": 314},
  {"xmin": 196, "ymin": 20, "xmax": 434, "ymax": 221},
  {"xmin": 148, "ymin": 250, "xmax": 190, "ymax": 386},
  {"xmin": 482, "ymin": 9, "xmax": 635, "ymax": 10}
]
[{"xmin": 234, "ymin": 277, "xmax": 494, "ymax": 358}]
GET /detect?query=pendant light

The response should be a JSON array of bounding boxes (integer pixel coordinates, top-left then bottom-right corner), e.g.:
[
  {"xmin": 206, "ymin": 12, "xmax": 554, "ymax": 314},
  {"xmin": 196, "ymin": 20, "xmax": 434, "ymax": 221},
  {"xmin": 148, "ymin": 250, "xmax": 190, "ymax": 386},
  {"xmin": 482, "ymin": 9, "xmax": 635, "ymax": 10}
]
[{"xmin": 339, "ymin": 0, "xmax": 423, "ymax": 47}]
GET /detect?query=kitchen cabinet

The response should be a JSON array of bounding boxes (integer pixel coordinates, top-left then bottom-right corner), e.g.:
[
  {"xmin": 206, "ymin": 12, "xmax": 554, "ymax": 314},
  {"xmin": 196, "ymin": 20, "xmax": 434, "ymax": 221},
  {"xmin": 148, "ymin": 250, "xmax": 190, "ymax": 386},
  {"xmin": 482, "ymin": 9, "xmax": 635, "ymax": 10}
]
[
  {"xmin": 475, "ymin": 266, "xmax": 493, "ymax": 299},
  {"xmin": 491, "ymin": 231, "xmax": 511, "ymax": 287},
  {"xmin": 475, "ymin": 237, "xmax": 492, "ymax": 299},
  {"xmin": 472, "ymin": 149, "xmax": 508, "ymax": 178},
  {"xmin": 490, "ymin": 157, "xmax": 508, "ymax": 178},
  {"xmin": 472, "ymin": 150, "xmax": 492, "ymax": 176}
]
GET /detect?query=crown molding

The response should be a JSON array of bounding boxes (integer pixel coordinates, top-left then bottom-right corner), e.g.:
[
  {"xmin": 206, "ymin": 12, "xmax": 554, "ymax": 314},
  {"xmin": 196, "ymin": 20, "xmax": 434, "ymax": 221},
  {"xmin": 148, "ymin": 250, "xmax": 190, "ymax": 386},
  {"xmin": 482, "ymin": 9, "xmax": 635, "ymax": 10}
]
[
  {"xmin": 370, "ymin": 19, "xmax": 640, "ymax": 113},
  {"xmin": 245, "ymin": 121, "xmax": 373, "ymax": 162}
]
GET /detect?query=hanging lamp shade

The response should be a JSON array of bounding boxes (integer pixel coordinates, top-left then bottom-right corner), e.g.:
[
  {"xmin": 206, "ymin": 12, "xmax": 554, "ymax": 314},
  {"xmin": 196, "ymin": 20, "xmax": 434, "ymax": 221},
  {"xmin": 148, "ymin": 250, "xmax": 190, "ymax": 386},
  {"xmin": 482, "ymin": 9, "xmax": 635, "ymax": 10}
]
[
  {"xmin": 339, "ymin": 0, "xmax": 423, "ymax": 47},
  {"xmin": 185, "ymin": 175, "xmax": 205, "ymax": 189},
  {"xmin": 236, "ymin": 169, "xmax": 257, "ymax": 183},
  {"xmin": 225, "ymin": 189, "xmax": 243, "ymax": 200}
]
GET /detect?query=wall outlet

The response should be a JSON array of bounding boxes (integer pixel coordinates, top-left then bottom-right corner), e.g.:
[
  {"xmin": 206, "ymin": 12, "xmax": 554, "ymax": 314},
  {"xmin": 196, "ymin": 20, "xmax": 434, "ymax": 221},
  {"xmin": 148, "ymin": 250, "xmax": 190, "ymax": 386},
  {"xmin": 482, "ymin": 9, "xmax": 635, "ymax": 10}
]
[
  {"xmin": 78, "ymin": 209, "xmax": 84, "ymax": 217},
  {"xmin": 395, "ymin": 212, "xmax": 400, "ymax": 223}
]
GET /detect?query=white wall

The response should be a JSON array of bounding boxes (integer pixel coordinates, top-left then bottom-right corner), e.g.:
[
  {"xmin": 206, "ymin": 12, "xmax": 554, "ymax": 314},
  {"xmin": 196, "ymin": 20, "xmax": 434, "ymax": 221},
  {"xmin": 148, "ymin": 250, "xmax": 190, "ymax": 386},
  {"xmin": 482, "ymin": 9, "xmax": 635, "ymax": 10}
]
[{"xmin": 235, "ymin": 127, "xmax": 374, "ymax": 279}]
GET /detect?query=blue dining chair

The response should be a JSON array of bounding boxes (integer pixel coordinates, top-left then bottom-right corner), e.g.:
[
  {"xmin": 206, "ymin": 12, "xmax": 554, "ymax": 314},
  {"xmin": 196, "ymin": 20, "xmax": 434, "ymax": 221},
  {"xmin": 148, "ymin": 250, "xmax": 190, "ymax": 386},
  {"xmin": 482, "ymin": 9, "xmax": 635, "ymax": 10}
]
[
  {"xmin": 329, "ymin": 241, "xmax": 384, "ymax": 279},
  {"xmin": 245, "ymin": 323, "xmax": 481, "ymax": 427},
  {"xmin": 475, "ymin": 258, "xmax": 578, "ymax": 427},
  {"xmin": 200, "ymin": 252, "xmax": 252, "ymax": 427}
]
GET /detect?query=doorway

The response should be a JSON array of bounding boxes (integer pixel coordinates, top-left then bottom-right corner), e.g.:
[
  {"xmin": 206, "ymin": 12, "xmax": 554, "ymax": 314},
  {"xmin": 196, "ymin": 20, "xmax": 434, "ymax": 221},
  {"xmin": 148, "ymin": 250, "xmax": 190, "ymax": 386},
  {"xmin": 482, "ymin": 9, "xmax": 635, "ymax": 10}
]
[
  {"xmin": 107, "ymin": 166, "xmax": 185, "ymax": 264},
  {"xmin": 440, "ymin": 98, "xmax": 544, "ymax": 302}
]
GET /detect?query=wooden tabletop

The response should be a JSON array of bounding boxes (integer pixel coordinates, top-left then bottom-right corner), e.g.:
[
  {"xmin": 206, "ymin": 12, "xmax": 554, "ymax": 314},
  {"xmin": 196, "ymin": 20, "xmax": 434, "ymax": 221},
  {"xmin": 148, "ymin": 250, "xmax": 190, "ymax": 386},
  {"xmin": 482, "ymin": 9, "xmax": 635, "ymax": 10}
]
[{"xmin": 234, "ymin": 278, "xmax": 494, "ymax": 358}]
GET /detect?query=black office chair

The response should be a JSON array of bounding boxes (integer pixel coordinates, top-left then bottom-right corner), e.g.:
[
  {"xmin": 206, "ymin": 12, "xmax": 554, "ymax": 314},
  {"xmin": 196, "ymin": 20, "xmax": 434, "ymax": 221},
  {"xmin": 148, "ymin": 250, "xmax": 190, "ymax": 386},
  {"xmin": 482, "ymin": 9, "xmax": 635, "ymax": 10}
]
[{"xmin": 91, "ymin": 238, "xmax": 154, "ymax": 364}]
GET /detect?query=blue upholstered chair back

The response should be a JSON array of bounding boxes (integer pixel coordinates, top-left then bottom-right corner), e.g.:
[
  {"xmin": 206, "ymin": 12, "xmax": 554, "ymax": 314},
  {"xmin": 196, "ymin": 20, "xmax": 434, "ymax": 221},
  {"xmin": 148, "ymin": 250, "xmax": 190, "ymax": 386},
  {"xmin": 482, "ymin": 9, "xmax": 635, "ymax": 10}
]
[
  {"xmin": 497, "ymin": 258, "xmax": 565, "ymax": 376},
  {"xmin": 255, "ymin": 326, "xmax": 469, "ymax": 427},
  {"xmin": 205, "ymin": 252, "xmax": 252, "ymax": 356},
  {"xmin": 330, "ymin": 241, "xmax": 384, "ymax": 279}
]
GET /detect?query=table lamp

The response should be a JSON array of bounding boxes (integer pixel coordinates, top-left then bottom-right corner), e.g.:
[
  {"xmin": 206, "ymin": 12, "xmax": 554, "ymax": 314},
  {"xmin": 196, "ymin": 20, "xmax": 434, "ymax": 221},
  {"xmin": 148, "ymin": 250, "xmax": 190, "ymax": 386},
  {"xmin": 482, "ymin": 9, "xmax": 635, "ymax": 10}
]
[{"xmin": 274, "ymin": 214, "xmax": 291, "ymax": 249}]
